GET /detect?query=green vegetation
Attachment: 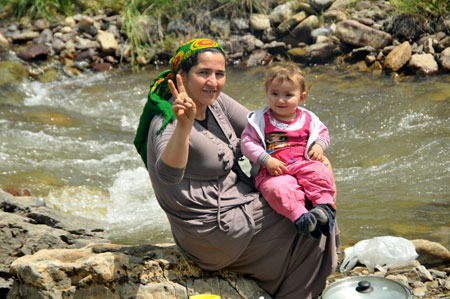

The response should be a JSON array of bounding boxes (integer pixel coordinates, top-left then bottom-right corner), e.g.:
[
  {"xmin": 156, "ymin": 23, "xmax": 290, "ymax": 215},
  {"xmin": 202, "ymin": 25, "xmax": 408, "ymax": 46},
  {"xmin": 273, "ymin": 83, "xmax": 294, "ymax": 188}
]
[{"xmin": 390, "ymin": 0, "xmax": 449, "ymax": 19}]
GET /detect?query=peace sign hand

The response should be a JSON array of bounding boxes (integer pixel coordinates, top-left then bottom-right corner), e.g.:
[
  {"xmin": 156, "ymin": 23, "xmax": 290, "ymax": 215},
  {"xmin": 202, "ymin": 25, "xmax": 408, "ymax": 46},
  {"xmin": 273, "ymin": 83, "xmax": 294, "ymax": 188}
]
[{"xmin": 168, "ymin": 74, "xmax": 196, "ymax": 127}]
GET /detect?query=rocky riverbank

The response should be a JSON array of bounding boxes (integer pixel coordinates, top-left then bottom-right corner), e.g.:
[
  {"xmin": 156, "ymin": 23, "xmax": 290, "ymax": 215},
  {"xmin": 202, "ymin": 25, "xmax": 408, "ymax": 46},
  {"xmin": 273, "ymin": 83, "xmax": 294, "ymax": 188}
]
[
  {"xmin": 0, "ymin": 0, "xmax": 450, "ymax": 79},
  {"xmin": 1, "ymin": 189, "xmax": 450, "ymax": 298}
]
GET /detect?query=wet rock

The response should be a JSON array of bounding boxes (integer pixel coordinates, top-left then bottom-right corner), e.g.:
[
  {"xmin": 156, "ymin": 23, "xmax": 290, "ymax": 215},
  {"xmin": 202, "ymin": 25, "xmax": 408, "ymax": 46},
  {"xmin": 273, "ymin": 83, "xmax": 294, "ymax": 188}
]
[
  {"xmin": 92, "ymin": 62, "xmax": 112, "ymax": 72},
  {"xmin": 408, "ymin": 53, "xmax": 439, "ymax": 75},
  {"xmin": 0, "ymin": 61, "xmax": 28, "ymax": 104},
  {"xmin": 383, "ymin": 41, "xmax": 411, "ymax": 72},
  {"xmin": 249, "ymin": 14, "xmax": 271, "ymax": 31},
  {"xmin": 17, "ymin": 43, "xmax": 49, "ymax": 61},
  {"xmin": 241, "ymin": 49, "xmax": 272, "ymax": 67},
  {"xmin": 336, "ymin": 20, "xmax": 392, "ymax": 49}
]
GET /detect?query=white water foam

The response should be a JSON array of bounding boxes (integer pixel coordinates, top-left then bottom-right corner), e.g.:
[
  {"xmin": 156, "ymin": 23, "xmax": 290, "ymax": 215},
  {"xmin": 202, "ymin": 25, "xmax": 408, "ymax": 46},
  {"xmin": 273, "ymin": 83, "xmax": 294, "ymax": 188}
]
[{"xmin": 106, "ymin": 167, "xmax": 169, "ymax": 229}]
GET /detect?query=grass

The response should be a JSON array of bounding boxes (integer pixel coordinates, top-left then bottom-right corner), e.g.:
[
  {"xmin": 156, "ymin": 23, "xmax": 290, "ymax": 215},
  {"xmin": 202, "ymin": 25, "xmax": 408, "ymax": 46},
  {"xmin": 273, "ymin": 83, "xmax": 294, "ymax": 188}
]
[{"xmin": 390, "ymin": 0, "xmax": 450, "ymax": 18}]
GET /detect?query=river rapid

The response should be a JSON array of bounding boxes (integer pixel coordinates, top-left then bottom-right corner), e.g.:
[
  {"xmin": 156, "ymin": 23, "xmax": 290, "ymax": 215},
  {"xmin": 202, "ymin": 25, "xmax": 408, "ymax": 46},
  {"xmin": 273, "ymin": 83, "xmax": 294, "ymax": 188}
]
[{"xmin": 1, "ymin": 65, "xmax": 449, "ymax": 249}]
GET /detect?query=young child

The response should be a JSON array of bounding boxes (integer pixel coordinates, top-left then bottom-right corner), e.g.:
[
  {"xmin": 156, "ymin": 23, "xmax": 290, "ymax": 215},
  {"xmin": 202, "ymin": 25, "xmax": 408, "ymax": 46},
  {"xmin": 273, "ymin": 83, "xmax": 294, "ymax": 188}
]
[{"xmin": 241, "ymin": 62, "xmax": 336, "ymax": 239}]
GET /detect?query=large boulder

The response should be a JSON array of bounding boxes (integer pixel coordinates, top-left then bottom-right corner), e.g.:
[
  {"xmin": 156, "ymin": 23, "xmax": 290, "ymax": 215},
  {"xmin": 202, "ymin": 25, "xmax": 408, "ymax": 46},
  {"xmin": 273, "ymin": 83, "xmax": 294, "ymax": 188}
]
[
  {"xmin": 8, "ymin": 243, "xmax": 270, "ymax": 299},
  {"xmin": 336, "ymin": 20, "xmax": 392, "ymax": 49}
]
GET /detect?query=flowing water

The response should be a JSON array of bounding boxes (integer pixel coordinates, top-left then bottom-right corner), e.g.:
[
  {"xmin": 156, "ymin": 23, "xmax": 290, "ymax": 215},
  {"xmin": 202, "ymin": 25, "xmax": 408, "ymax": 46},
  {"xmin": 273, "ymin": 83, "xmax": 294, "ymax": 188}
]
[{"xmin": 1, "ymin": 64, "xmax": 449, "ymax": 249}]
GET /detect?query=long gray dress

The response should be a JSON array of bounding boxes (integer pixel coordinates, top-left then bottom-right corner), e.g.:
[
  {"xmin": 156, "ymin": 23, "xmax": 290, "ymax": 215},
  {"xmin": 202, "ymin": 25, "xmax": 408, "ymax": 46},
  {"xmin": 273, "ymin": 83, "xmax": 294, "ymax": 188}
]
[{"xmin": 146, "ymin": 92, "xmax": 339, "ymax": 299}]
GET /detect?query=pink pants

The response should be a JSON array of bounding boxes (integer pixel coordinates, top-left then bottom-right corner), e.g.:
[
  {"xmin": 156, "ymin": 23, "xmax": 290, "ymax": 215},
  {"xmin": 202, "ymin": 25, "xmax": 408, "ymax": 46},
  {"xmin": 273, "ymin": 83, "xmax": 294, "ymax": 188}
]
[{"xmin": 255, "ymin": 159, "xmax": 335, "ymax": 222}]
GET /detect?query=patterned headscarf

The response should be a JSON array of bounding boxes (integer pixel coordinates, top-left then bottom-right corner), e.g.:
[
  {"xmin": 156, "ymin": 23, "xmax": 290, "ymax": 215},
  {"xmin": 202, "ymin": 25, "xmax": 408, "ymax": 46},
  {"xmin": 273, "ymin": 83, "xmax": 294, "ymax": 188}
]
[{"xmin": 134, "ymin": 38, "xmax": 224, "ymax": 167}]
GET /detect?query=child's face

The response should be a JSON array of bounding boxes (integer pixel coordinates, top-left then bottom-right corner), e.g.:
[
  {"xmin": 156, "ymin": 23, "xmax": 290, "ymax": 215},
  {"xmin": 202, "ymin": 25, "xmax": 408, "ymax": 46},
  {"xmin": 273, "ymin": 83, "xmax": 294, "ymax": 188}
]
[{"xmin": 266, "ymin": 79, "xmax": 306, "ymax": 121}]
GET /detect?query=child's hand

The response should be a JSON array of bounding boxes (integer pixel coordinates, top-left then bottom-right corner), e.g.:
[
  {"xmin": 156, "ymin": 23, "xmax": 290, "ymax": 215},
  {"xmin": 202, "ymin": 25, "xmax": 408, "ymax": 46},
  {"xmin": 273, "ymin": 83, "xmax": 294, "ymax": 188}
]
[
  {"xmin": 308, "ymin": 144, "xmax": 324, "ymax": 162},
  {"xmin": 265, "ymin": 157, "xmax": 288, "ymax": 176}
]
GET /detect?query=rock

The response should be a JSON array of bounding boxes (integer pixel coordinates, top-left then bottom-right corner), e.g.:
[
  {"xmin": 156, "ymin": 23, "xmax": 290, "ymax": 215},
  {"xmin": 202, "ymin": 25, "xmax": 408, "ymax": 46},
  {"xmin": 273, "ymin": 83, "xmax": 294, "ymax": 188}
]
[
  {"xmin": 97, "ymin": 30, "xmax": 118, "ymax": 53},
  {"xmin": 408, "ymin": 53, "xmax": 439, "ymax": 76},
  {"xmin": 308, "ymin": 0, "xmax": 334, "ymax": 12},
  {"xmin": 336, "ymin": 20, "xmax": 392, "ymax": 49},
  {"xmin": 78, "ymin": 15, "xmax": 97, "ymax": 36},
  {"xmin": 12, "ymin": 31, "xmax": 39, "ymax": 42},
  {"xmin": 249, "ymin": 14, "xmax": 271, "ymax": 31},
  {"xmin": 287, "ymin": 47, "xmax": 308, "ymax": 62},
  {"xmin": 0, "ymin": 32, "xmax": 9, "ymax": 49},
  {"xmin": 17, "ymin": 43, "xmax": 49, "ymax": 61},
  {"xmin": 92, "ymin": 62, "xmax": 112, "ymax": 72},
  {"xmin": 8, "ymin": 243, "xmax": 270, "ymax": 299},
  {"xmin": 263, "ymin": 41, "xmax": 287, "ymax": 56},
  {"xmin": 269, "ymin": 2, "xmax": 294, "ymax": 25},
  {"xmin": 64, "ymin": 16, "xmax": 76, "ymax": 28},
  {"xmin": 323, "ymin": 10, "xmax": 347, "ymax": 24},
  {"xmin": 231, "ymin": 18, "xmax": 249, "ymax": 32},
  {"xmin": 276, "ymin": 11, "xmax": 307, "ymax": 35},
  {"xmin": 388, "ymin": 13, "xmax": 423, "ymax": 41},
  {"xmin": 35, "ymin": 28, "xmax": 53, "ymax": 44},
  {"xmin": 0, "ymin": 61, "xmax": 29, "ymax": 104},
  {"xmin": 304, "ymin": 41, "xmax": 342, "ymax": 63},
  {"xmin": 329, "ymin": 0, "xmax": 355, "ymax": 10},
  {"xmin": 383, "ymin": 41, "xmax": 412, "ymax": 72},
  {"xmin": 438, "ymin": 47, "xmax": 450, "ymax": 72},
  {"xmin": 283, "ymin": 15, "xmax": 319, "ymax": 46},
  {"xmin": 210, "ymin": 18, "xmax": 230, "ymax": 40},
  {"xmin": 34, "ymin": 19, "xmax": 50, "ymax": 30},
  {"xmin": 354, "ymin": 0, "xmax": 371, "ymax": 11},
  {"xmin": 242, "ymin": 49, "xmax": 272, "ymax": 67},
  {"xmin": 411, "ymin": 239, "xmax": 450, "ymax": 265}
]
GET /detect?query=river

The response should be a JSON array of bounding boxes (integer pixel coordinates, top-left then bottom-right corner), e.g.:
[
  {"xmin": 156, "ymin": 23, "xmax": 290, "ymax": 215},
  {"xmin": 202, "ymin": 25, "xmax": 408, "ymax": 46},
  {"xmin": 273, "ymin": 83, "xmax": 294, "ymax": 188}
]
[{"xmin": 1, "ymin": 64, "xmax": 449, "ymax": 249}]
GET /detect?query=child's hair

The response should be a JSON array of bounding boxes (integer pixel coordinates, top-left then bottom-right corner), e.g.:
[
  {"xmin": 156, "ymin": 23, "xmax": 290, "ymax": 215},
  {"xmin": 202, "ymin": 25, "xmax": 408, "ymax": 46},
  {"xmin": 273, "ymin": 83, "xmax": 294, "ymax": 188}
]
[{"xmin": 264, "ymin": 62, "xmax": 306, "ymax": 92}]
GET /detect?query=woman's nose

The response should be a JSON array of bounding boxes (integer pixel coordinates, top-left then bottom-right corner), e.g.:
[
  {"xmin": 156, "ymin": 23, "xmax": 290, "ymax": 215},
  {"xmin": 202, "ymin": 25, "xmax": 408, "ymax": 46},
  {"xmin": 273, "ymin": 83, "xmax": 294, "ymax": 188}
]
[{"xmin": 207, "ymin": 75, "xmax": 218, "ymax": 86}]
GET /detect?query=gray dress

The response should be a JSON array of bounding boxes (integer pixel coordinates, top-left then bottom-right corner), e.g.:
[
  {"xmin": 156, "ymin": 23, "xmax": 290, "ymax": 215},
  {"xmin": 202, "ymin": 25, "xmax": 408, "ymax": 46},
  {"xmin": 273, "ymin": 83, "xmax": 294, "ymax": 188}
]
[{"xmin": 146, "ymin": 92, "xmax": 339, "ymax": 299}]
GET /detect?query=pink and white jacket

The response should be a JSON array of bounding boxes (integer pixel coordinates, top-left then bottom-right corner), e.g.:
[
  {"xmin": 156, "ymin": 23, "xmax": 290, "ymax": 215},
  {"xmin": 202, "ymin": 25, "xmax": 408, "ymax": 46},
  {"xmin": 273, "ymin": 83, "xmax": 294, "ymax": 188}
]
[{"xmin": 241, "ymin": 106, "xmax": 330, "ymax": 177}]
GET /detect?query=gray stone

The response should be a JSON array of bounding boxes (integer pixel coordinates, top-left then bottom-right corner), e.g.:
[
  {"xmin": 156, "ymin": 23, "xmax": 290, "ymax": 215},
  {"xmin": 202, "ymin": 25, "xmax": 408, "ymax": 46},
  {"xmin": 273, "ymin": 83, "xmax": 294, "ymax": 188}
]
[
  {"xmin": 336, "ymin": 19, "xmax": 392, "ymax": 49},
  {"xmin": 249, "ymin": 14, "xmax": 271, "ymax": 31}
]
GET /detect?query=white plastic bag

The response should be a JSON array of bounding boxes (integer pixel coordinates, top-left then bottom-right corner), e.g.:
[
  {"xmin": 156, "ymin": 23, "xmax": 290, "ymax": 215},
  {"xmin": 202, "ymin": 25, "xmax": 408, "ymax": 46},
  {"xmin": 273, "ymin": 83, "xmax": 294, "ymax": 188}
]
[{"xmin": 340, "ymin": 236, "xmax": 418, "ymax": 273}]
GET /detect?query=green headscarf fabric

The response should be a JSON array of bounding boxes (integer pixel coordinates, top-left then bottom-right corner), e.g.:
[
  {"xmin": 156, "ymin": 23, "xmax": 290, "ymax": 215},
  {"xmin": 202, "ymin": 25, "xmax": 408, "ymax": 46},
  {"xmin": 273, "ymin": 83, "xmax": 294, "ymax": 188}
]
[{"xmin": 134, "ymin": 38, "xmax": 224, "ymax": 167}]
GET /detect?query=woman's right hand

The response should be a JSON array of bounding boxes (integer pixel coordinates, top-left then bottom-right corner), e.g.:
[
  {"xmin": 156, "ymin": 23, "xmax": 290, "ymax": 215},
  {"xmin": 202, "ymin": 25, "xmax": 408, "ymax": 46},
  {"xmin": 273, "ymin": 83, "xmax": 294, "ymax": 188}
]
[{"xmin": 168, "ymin": 74, "xmax": 196, "ymax": 127}]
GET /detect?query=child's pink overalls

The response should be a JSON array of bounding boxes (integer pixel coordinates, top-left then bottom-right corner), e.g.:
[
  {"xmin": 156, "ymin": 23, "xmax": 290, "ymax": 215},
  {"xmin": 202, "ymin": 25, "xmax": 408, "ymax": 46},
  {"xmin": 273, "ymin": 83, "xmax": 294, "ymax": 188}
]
[{"xmin": 255, "ymin": 111, "xmax": 335, "ymax": 222}]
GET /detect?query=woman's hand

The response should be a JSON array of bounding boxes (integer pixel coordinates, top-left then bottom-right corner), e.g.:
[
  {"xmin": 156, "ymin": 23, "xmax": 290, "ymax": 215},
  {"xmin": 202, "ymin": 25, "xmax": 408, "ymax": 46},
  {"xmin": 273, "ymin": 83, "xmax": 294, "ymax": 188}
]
[
  {"xmin": 168, "ymin": 74, "xmax": 196, "ymax": 127},
  {"xmin": 308, "ymin": 144, "xmax": 324, "ymax": 162},
  {"xmin": 265, "ymin": 157, "xmax": 288, "ymax": 176},
  {"xmin": 161, "ymin": 74, "xmax": 196, "ymax": 169}
]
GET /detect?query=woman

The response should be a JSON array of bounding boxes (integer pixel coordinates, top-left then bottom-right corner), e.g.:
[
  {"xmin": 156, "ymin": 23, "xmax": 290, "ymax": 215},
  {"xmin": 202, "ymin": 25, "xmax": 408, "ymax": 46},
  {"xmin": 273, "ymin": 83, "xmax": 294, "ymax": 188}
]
[{"xmin": 134, "ymin": 38, "xmax": 339, "ymax": 299}]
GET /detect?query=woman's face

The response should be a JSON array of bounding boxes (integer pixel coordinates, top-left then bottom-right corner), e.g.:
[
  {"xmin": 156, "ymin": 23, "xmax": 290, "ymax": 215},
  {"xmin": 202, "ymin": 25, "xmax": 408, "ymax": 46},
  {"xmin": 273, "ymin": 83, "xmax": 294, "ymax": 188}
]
[{"xmin": 180, "ymin": 51, "xmax": 226, "ymax": 115}]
